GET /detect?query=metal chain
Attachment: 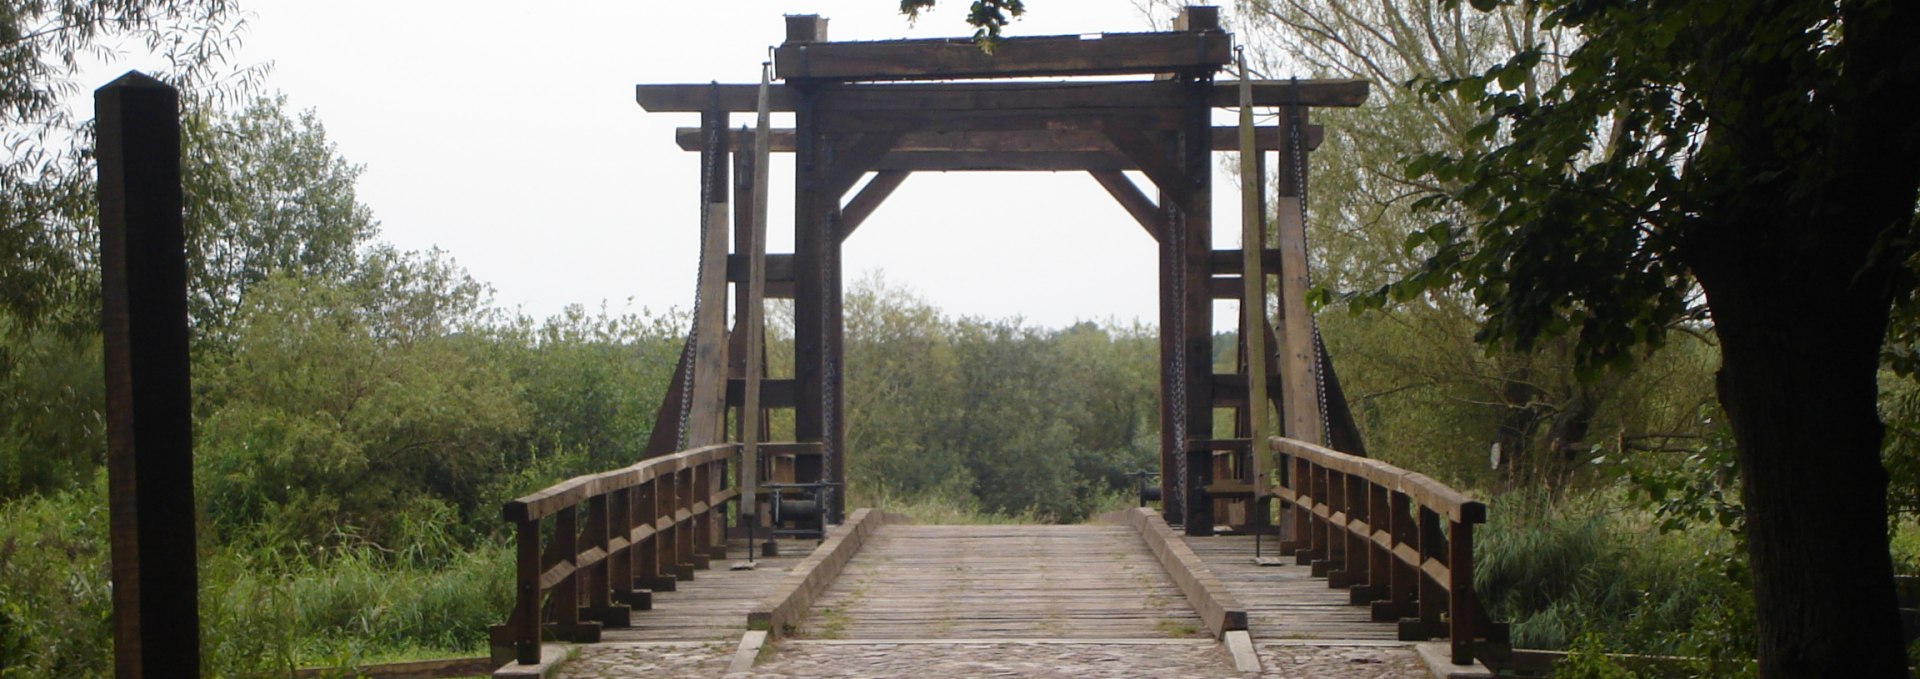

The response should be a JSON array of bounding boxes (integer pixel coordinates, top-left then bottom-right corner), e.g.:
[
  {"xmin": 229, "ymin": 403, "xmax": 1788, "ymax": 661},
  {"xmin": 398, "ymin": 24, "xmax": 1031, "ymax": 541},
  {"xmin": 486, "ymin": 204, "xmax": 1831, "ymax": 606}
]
[
  {"xmin": 1168, "ymin": 208, "xmax": 1189, "ymax": 522},
  {"xmin": 678, "ymin": 119, "xmax": 721, "ymax": 450},
  {"xmin": 820, "ymin": 214, "xmax": 838, "ymax": 522},
  {"xmin": 1287, "ymin": 79, "xmax": 1333, "ymax": 445}
]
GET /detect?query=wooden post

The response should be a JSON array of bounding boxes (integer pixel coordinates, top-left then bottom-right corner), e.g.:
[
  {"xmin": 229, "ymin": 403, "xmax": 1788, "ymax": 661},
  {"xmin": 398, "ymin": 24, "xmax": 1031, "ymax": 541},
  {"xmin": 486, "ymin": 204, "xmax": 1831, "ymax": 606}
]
[
  {"xmin": 1275, "ymin": 104, "xmax": 1324, "ymax": 447},
  {"xmin": 1180, "ymin": 65, "xmax": 1217, "ymax": 537},
  {"xmin": 791, "ymin": 26, "xmax": 830, "ymax": 509},
  {"xmin": 1449, "ymin": 519, "xmax": 1476, "ymax": 664},
  {"xmin": 1236, "ymin": 51, "xmax": 1273, "ymax": 516},
  {"xmin": 552, "ymin": 508, "xmax": 581, "ymax": 629},
  {"xmin": 97, "ymin": 71, "xmax": 201, "ymax": 679},
  {"xmin": 689, "ymin": 106, "xmax": 732, "ymax": 448},
  {"xmin": 1377, "ymin": 490, "xmax": 1419, "ymax": 622},
  {"xmin": 513, "ymin": 520, "xmax": 541, "ymax": 664},
  {"xmin": 738, "ymin": 62, "xmax": 775, "ymax": 538}
]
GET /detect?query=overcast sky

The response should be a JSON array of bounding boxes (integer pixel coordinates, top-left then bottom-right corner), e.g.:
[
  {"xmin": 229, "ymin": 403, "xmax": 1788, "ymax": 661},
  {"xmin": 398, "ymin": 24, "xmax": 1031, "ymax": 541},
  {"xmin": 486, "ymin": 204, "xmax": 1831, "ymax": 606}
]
[{"xmin": 95, "ymin": 1, "xmax": 1274, "ymax": 329}]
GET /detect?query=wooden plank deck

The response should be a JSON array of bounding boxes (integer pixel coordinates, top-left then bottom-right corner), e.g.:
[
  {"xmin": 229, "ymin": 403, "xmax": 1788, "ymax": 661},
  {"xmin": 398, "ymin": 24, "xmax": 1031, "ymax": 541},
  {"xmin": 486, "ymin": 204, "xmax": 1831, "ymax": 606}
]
[
  {"xmin": 600, "ymin": 538, "xmax": 819, "ymax": 642},
  {"xmin": 795, "ymin": 524, "xmax": 1208, "ymax": 639},
  {"xmin": 1181, "ymin": 534, "xmax": 1399, "ymax": 642}
]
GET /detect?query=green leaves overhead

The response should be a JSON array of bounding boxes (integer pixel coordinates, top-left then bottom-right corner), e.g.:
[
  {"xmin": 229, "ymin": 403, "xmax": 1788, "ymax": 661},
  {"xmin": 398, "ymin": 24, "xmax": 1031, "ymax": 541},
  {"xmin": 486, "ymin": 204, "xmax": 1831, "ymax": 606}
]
[{"xmin": 898, "ymin": 0, "xmax": 1027, "ymax": 43}]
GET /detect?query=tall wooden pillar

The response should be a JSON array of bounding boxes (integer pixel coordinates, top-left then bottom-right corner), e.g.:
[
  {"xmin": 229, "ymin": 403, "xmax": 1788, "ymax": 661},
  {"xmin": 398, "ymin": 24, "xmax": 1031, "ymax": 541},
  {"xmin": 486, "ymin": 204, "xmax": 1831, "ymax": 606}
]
[
  {"xmin": 787, "ymin": 15, "xmax": 840, "ymax": 523},
  {"xmin": 97, "ymin": 71, "xmax": 201, "ymax": 679},
  {"xmin": 1179, "ymin": 68, "xmax": 1217, "ymax": 536},
  {"xmin": 1156, "ymin": 190, "xmax": 1182, "ymax": 526}
]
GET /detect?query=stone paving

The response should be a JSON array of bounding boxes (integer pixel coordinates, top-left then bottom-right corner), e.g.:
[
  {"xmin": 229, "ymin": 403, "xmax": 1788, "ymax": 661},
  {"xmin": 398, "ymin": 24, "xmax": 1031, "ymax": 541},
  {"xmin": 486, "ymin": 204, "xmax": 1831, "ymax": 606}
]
[
  {"xmin": 1257, "ymin": 642, "xmax": 1428, "ymax": 678},
  {"xmin": 552, "ymin": 641, "xmax": 735, "ymax": 679},
  {"xmin": 731, "ymin": 640, "xmax": 1240, "ymax": 679},
  {"xmin": 548, "ymin": 638, "xmax": 1431, "ymax": 678}
]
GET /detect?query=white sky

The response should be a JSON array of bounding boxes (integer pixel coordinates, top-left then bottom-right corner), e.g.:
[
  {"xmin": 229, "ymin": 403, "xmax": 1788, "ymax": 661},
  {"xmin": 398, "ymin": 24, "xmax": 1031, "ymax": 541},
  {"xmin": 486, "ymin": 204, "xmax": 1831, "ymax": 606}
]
[{"xmin": 90, "ymin": 1, "xmax": 1276, "ymax": 329}]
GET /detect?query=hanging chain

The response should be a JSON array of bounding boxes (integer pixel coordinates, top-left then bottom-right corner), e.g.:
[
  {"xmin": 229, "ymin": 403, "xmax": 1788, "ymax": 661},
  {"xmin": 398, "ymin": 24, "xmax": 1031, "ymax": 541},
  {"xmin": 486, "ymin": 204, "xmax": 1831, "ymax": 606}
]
[
  {"xmin": 820, "ymin": 212, "xmax": 838, "ymax": 522},
  {"xmin": 1286, "ymin": 78, "xmax": 1333, "ymax": 445},
  {"xmin": 678, "ymin": 108, "xmax": 721, "ymax": 450},
  {"xmin": 1168, "ymin": 208, "xmax": 1189, "ymax": 522}
]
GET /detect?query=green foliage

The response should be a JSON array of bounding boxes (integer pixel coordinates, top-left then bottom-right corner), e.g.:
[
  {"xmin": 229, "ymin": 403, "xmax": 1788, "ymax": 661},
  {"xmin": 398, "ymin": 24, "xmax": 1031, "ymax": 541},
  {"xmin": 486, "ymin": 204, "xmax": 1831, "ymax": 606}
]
[
  {"xmin": 898, "ymin": 0, "xmax": 1026, "ymax": 43},
  {"xmin": 0, "ymin": 319, "xmax": 104, "ymax": 498},
  {"xmin": 182, "ymin": 94, "xmax": 379, "ymax": 343},
  {"xmin": 195, "ymin": 250, "xmax": 527, "ymax": 551},
  {"xmin": 0, "ymin": 487, "xmax": 113, "ymax": 678},
  {"xmin": 842, "ymin": 276, "xmax": 1157, "ymax": 523},
  {"xmin": 2, "ymin": 0, "xmax": 256, "ymax": 333},
  {"xmin": 1475, "ymin": 488, "xmax": 1751, "ymax": 655}
]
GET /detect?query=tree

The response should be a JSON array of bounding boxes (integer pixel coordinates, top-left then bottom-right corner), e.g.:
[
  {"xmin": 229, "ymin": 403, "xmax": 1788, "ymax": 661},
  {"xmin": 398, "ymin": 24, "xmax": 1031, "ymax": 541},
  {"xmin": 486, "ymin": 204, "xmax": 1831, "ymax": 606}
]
[
  {"xmin": 196, "ymin": 247, "xmax": 526, "ymax": 549},
  {"xmin": 2, "ymin": 0, "xmax": 252, "ymax": 330},
  {"xmin": 182, "ymin": 94, "xmax": 379, "ymax": 344},
  {"xmin": 1384, "ymin": 0, "xmax": 1920, "ymax": 675}
]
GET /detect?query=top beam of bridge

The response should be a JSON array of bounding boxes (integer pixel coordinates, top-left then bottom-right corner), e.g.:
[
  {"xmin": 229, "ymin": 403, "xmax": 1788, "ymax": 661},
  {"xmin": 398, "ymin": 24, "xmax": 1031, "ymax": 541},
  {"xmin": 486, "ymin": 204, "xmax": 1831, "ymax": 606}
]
[
  {"xmin": 634, "ymin": 79, "xmax": 1371, "ymax": 113},
  {"xmin": 775, "ymin": 7, "xmax": 1228, "ymax": 81}
]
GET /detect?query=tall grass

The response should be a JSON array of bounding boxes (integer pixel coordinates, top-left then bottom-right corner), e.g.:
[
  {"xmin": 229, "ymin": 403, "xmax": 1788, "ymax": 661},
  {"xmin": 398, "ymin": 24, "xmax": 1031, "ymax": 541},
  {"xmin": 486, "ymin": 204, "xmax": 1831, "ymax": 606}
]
[
  {"xmin": 1476, "ymin": 485, "xmax": 1753, "ymax": 662},
  {"xmin": 0, "ymin": 485, "xmax": 513, "ymax": 676}
]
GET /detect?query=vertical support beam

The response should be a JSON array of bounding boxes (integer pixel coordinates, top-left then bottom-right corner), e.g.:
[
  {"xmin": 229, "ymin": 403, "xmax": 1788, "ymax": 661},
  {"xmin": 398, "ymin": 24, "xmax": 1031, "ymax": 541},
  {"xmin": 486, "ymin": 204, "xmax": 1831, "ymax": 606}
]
[
  {"xmin": 1275, "ymin": 104, "xmax": 1325, "ymax": 447},
  {"xmin": 689, "ymin": 106, "xmax": 733, "ymax": 448},
  {"xmin": 791, "ymin": 14, "xmax": 831, "ymax": 515},
  {"xmin": 787, "ymin": 14, "xmax": 844, "ymax": 525},
  {"xmin": 1236, "ymin": 57, "xmax": 1272, "ymax": 504},
  {"xmin": 1180, "ymin": 67, "xmax": 1216, "ymax": 536},
  {"xmin": 739, "ymin": 64, "xmax": 774, "ymax": 535},
  {"xmin": 97, "ymin": 71, "xmax": 201, "ymax": 679}
]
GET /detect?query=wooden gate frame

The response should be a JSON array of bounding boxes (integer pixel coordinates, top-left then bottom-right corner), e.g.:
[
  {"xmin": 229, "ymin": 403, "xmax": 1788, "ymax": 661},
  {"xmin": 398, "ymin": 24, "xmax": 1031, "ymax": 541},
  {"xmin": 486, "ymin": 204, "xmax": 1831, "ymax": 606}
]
[{"xmin": 635, "ymin": 6, "xmax": 1371, "ymax": 535}]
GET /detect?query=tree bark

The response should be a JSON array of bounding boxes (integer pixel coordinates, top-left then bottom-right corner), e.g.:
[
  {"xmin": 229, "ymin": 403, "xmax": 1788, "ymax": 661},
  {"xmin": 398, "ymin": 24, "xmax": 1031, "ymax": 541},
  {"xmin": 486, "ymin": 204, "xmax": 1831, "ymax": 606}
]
[{"xmin": 1707, "ymin": 284, "xmax": 1906, "ymax": 677}]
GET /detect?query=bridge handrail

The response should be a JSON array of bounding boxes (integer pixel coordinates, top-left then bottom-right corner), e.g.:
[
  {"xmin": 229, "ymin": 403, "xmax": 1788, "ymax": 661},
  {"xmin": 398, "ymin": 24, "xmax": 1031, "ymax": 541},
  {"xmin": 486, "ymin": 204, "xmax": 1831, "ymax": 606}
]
[
  {"xmin": 1268, "ymin": 436, "xmax": 1506, "ymax": 666},
  {"xmin": 493, "ymin": 443, "xmax": 741, "ymax": 666}
]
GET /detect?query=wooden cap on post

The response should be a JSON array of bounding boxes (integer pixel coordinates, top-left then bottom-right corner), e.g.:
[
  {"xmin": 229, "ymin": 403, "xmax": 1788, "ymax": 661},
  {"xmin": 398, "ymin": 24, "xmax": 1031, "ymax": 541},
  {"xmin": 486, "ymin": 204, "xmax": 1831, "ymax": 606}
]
[
  {"xmin": 785, "ymin": 14, "xmax": 828, "ymax": 43},
  {"xmin": 1175, "ymin": 6, "xmax": 1220, "ymax": 32}
]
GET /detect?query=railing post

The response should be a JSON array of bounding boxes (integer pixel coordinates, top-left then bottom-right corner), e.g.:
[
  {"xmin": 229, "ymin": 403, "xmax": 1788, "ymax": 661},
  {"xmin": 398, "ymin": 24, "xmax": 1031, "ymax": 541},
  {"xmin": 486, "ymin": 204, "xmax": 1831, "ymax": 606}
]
[
  {"xmin": 1401, "ymin": 506, "xmax": 1447, "ymax": 641},
  {"xmin": 1313, "ymin": 468, "xmax": 1344, "ymax": 577},
  {"xmin": 638, "ymin": 481, "xmax": 670, "ymax": 591},
  {"xmin": 610, "ymin": 486, "xmax": 646, "ymax": 610},
  {"xmin": 677, "ymin": 466, "xmax": 702, "ymax": 573},
  {"xmin": 708, "ymin": 456, "xmax": 730, "ymax": 560},
  {"xmin": 514, "ymin": 519, "xmax": 541, "ymax": 664},
  {"xmin": 1343, "ymin": 474, "xmax": 1369, "ymax": 586},
  {"xmin": 1378, "ymin": 490, "xmax": 1417, "ymax": 622},
  {"xmin": 581, "ymin": 493, "xmax": 629, "ymax": 626},
  {"xmin": 1358, "ymin": 482, "xmax": 1391, "ymax": 605},
  {"xmin": 552, "ymin": 506, "xmax": 582, "ymax": 629},
  {"xmin": 1449, "ymin": 519, "xmax": 1476, "ymax": 665}
]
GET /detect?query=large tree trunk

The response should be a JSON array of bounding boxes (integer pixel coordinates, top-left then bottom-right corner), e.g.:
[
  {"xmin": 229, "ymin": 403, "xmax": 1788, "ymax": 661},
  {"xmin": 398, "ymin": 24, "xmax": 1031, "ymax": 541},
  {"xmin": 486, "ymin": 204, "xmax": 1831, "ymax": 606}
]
[
  {"xmin": 1685, "ymin": 3, "xmax": 1920, "ymax": 674},
  {"xmin": 1708, "ymin": 285, "xmax": 1906, "ymax": 677}
]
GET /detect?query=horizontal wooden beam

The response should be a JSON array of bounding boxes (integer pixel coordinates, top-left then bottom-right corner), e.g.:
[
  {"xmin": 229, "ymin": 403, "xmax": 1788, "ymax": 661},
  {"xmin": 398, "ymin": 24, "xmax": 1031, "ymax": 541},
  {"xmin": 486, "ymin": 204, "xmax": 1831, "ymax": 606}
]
[
  {"xmin": 726, "ymin": 253, "xmax": 793, "ymax": 284},
  {"xmin": 775, "ymin": 30, "xmax": 1232, "ymax": 81},
  {"xmin": 674, "ymin": 126, "xmax": 1322, "ymax": 154},
  {"xmin": 635, "ymin": 79, "xmax": 1370, "ymax": 113},
  {"xmin": 727, "ymin": 378, "xmax": 796, "ymax": 409}
]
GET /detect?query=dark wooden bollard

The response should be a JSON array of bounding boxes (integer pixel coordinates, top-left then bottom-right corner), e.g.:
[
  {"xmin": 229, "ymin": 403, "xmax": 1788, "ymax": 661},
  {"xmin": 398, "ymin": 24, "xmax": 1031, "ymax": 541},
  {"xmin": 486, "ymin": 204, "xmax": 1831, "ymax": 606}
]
[{"xmin": 97, "ymin": 70, "xmax": 200, "ymax": 679}]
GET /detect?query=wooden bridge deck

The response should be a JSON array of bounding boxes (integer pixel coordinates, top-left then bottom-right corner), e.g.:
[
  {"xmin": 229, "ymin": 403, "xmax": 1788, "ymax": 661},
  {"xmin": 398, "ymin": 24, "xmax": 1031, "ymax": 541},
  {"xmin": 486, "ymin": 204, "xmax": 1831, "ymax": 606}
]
[
  {"xmin": 600, "ymin": 538, "xmax": 820, "ymax": 642},
  {"xmin": 794, "ymin": 524, "xmax": 1207, "ymax": 639},
  {"xmin": 1182, "ymin": 534, "xmax": 1399, "ymax": 642}
]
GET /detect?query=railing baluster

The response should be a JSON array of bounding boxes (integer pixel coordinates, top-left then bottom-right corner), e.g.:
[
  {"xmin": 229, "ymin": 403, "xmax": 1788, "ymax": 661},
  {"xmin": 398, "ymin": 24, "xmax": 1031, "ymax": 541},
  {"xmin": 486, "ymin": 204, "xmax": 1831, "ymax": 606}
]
[
  {"xmin": 514, "ymin": 518, "xmax": 541, "ymax": 664},
  {"xmin": 553, "ymin": 506, "xmax": 581, "ymax": 628},
  {"xmin": 1449, "ymin": 519, "xmax": 1475, "ymax": 664}
]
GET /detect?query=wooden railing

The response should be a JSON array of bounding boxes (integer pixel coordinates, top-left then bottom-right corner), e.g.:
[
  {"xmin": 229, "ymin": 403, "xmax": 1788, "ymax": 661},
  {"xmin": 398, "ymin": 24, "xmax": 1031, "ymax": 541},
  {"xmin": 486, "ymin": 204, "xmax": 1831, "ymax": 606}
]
[
  {"xmin": 490, "ymin": 443, "xmax": 740, "ymax": 666},
  {"xmin": 1269, "ymin": 437, "xmax": 1509, "ymax": 665}
]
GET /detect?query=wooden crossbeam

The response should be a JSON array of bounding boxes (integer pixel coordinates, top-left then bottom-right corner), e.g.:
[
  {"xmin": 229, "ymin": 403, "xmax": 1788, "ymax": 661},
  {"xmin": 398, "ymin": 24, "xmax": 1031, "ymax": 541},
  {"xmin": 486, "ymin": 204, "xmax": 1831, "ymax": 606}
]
[
  {"xmin": 673, "ymin": 127, "xmax": 1321, "ymax": 154},
  {"xmin": 774, "ymin": 31, "xmax": 1231, "ymax": 81},
  {"xmin": 635, "ymin": 80, "xmax": 1370, "ymax": 113},
  {"xmin": 1089, "ymin": 170, "xmax": 1160, "ymax": 240},
  {"xmin": 1101, "ymin": 128, "xmax": 1189, "ymax": 204},
  {"xmin": 841, "ymin": 170, "xmax": 911, "ymax": 241}
]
